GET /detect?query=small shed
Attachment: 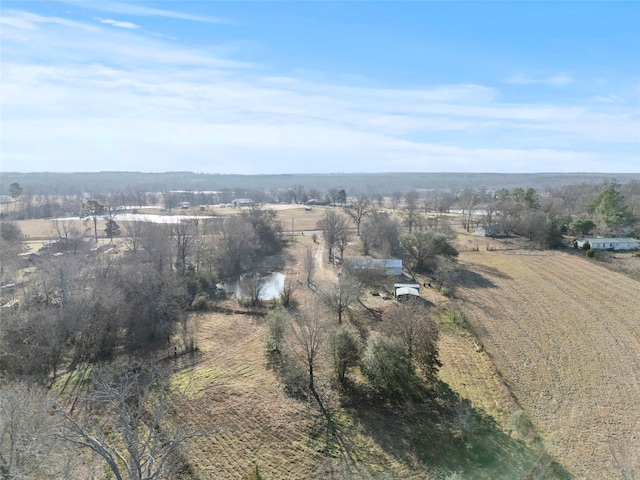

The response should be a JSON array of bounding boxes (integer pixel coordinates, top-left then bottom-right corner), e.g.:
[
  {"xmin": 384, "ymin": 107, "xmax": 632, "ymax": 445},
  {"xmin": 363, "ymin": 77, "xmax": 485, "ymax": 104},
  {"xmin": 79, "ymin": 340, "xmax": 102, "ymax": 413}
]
[
  {"xmin": 394, "ymin": 283, "xmax": 420, "ymax": 298},
  {"xmin": 576, "ymin": 237, "xmax": 638, "ymax": 251}
]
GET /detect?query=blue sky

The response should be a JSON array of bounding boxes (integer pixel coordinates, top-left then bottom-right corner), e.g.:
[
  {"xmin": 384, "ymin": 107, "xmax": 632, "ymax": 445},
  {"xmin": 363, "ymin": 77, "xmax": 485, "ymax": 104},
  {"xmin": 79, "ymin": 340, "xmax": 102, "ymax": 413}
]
[{"xmin": 1, "ymin": 1, "xmax": 638, "ymax": 174}]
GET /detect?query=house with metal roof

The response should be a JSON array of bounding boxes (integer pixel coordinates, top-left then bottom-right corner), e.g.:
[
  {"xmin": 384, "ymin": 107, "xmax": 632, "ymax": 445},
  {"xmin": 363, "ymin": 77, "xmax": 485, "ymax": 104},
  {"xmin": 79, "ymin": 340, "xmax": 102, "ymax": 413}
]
[
  {"xmin": 344, "ymin": 257, "xmax": 403, "ymax": 276},
  {"xmin": 575, "ymin": 237, "xmax": 638, "ymax": 251}
]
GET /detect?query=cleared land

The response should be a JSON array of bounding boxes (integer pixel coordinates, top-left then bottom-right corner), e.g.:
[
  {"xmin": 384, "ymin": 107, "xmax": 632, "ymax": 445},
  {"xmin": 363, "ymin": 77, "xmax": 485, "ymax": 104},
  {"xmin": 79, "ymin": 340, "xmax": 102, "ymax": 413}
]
[
  {"xmin": 455, "ymin": 248, "xmax": 640, "ymax": 479},
  {"xmin": 163, "ymin": 237, "xmax": 566, "ymax": 479}
]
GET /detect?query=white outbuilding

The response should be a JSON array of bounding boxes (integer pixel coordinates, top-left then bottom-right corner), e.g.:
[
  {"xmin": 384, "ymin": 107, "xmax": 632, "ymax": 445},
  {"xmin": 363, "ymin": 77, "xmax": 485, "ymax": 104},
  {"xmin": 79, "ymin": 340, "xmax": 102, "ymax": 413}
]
[{"xmin": 575, "ymin": 237, "xmax": 638, "ymax": 251}]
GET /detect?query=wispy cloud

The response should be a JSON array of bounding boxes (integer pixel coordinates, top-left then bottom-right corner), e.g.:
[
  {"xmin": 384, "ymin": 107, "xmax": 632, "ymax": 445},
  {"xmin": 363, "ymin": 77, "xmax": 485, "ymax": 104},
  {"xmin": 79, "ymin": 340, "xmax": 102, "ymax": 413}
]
[
  {"xmin": 505, "ymin": 73, "xmax": 574, "ymax": 86},
  {"xmin": 62, "ymin": 1, "xmax": 231, "ymax": 24},
  {"xmin": 0, "ymin": 10, "xmax": 99, "ymax": 32},
  {"xmin": 96, "ymin": 17, "xmax": 139, "ymax": 30},
  {"xmin": 592, "ymin": 95, "xmax": 624, "ymax": 104},
  {"xmin": 1, "ymin": 8, "xmax": 637, "ymax": 174}
]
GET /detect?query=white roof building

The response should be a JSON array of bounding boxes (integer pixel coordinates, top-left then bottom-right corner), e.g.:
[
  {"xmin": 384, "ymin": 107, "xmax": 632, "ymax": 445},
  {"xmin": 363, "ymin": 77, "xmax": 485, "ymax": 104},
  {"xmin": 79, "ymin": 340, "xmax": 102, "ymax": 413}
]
[
  {"xmin": 345, "ymin": 257, "xmax": 403, "ymax": 276},
  {"xmin": 576, "ymin": 237, "xmax": 638, "ymax": 251}
]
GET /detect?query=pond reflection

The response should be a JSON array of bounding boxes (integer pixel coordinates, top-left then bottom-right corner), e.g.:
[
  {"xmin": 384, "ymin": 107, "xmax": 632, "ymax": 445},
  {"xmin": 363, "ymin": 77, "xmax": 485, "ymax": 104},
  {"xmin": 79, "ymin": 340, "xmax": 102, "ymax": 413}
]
[{"xmin": 220, "ymin": 272, "xmax": 285, "ymax": 301}]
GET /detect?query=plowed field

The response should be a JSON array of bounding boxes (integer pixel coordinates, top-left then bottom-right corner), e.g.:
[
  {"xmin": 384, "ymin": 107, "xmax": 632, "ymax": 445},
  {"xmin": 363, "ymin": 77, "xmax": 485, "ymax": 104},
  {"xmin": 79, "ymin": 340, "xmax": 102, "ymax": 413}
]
[{"xmin": 455, "ymin": 249, "xmax": 640, "ymax": 479}]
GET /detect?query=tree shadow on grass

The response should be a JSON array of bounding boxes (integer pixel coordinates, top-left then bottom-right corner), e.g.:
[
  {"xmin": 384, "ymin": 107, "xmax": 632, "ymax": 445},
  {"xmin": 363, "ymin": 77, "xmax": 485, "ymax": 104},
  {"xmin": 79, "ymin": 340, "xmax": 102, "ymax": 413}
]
[
  {"xmin": 455, "ymin": 269, "xmax": 499, "ymax": 289},
  {"xmin": 326, "ymin": 381, "xmax": 571, "ymax": 480}
]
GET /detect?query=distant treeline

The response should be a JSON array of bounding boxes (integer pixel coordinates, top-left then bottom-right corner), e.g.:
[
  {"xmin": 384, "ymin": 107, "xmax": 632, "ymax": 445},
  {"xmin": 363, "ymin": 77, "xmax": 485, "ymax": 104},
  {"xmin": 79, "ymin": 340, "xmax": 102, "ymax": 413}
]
[{"xmin": 2, "ymin": 171, "xmax": 639, "ymax": 197}]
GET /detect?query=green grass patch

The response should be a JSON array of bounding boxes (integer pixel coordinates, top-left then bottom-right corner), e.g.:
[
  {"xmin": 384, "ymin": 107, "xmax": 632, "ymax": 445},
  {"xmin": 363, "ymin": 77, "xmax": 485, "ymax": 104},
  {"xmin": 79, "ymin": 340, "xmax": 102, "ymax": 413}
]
[
  {"xmin": 170, "ymin": 365, "xmax": 225, "ymax": 398},
  {"xmin": 436, "ymin": 307, "xmax": 471, "ymax": 335}
]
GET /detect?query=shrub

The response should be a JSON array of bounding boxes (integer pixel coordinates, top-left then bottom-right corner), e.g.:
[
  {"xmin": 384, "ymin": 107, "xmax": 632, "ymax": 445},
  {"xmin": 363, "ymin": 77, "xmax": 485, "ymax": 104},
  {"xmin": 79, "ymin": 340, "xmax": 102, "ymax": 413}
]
[
  {"xmin": 278, "ymin": 355, "xmax": 308, "ymax": 400},
  {"xmin": 330, "ymin": 324, "xmax": 363, "ymax": 384},
  {"xmin": 586, "ymin": 248, "xmax": 595, "ymax": 258},
  {"xmin": 265, "ymin": 309, "xmax": 287, "ymax": 355},
  {"xmin": 361, "ymin": 332, "xmax": 415, "ymax": 397},
  {"xmin": 190, "ymin": 292, "xmax": 210, "ymax": 311},
  {"xmin": 581, "ymin": 241, "xmax": 591, "ymax": 251}
]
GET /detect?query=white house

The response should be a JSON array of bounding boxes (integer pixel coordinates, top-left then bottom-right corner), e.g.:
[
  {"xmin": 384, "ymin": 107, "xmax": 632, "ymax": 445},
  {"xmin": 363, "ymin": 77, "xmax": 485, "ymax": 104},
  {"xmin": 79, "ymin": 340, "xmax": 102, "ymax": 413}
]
[
  {"xmin": 576, "ymin": 237, "xmax": 638, "ymax": 251},
  {"xmin": 475, "ymin": 225, "xmax": 508, "ymax": 238}
]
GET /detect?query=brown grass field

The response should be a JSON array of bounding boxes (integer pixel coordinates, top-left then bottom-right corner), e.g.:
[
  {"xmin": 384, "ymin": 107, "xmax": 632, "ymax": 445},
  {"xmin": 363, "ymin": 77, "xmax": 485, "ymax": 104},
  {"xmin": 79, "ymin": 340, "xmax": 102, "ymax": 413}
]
[
  {"xmin": 163, "ymin": 234, "xmax": 569, "ymax": 479},
  {"xmin": 455, "ymin": 247, "xmax": 640, "ymax": 479}
]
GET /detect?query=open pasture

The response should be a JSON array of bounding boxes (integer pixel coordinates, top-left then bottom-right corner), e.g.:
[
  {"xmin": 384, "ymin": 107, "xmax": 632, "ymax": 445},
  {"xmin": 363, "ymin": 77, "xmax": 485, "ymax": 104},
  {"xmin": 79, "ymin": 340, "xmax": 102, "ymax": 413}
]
[{"xmin": 455, "ymin": 249, "xmax": 640, "ymax": 479}]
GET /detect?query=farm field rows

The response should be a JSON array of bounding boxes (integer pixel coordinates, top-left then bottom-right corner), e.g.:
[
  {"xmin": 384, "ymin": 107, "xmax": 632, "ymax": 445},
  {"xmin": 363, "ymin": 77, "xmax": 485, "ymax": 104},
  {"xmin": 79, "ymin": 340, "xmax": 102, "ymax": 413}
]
[{"xmin": 455, "ymin": 249, "xmax": 640, "ymax": 479}]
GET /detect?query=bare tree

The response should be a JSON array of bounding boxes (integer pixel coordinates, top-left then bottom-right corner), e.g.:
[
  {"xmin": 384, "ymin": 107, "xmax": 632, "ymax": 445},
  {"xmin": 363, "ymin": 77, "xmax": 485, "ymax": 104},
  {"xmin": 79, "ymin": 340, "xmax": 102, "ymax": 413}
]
[
  {"xmin": 458, "ymin": 188, "xmax": 479, "ymax": 232},
  {"xmin": 215, "ymin": 215, "xmax": 257, "ymax": 278},
  {"xmin": 242, "ymin": 272, "xmax": 266, "ymax": 306},
  {"xmin": 317, "ymin": 210, "xmax": 350, "ymax": 264},
  {"xmin": 336, "ymin": 220, "xmax": 353, "ymax": 263},
  {"xmin": 162, "ymin": 191, "xmax": 178, "ymax": 212},
  {"xmin": 52, "ymin": 217, "xmax": 81, "ymax": 247},
  {"xmin": 278, "ymin": 276, "xmax": 297, "ymax": 309},
  {"xmin": 345, "ymin": 194, "xmax": 371, "ymax": 236},
  {"xmin": 0, "ymin": 382, "xmax": 84, "ymax": 479},
  {"xmin": 391, "ymin": 191, "xmax": 402, "ymax": 211},
  {"xmin": 374, "ymin": 193, "xmax": 385, "ymax": 210},
  {"xmin": 122, "ymin": 219, "xmax": 145, "ymax": 253},
  {"xmin": 289, "ymin": 306, "xmax": 329, "ymax": 415},
  {"xmin": 291, "ymin": 184, "xmax": 307, "ymax": 204},
  {"xmin": 57, "ymin": 362, "xmax": 206, "ymax": 480},
  {"xmin": 327, "ymin": 188, "xmax": 340, "ymax": 207},
  {"xmin": 172, "ymin": 219, "xmax": 197, "ymax": 276},
  {"xmin": 140, "ymin": 223, "xmax": 173, "ymax": 273},
  {"xmin": 80, "ymin": 199, "xmax": 106, "ymax": 243},
  {"xmin": 320, "ymin": 275, "xmax": 361, "ymax": 325},
  {"xmin": 402, "ymin": 190, "xmax": 421, "ymax": 232},
  {"xmin": 360, "ymin": 211, "xmax": 402, "ymax": 258}
]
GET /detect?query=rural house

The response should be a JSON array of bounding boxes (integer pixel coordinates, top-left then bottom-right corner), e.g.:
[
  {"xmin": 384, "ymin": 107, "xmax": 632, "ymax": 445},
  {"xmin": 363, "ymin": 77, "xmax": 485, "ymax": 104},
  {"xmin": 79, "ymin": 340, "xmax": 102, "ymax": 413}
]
[
  {"xmin": 475, "ymin": 225, "xmax": 508, "ymax": 238},
  {"xmin": 344, "ymin": 257, "xmax": 403, "ymax": 276},
  {"xmin": 575, "ymin": 237, "xmax": 638, "ymax": 251}
]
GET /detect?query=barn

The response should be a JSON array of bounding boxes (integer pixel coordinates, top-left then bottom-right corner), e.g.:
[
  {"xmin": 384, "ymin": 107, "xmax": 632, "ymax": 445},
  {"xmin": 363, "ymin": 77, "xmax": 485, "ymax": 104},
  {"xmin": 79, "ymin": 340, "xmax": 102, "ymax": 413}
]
[{"xmin": 576, "ymin": 237, "xmax": 638, "ymax": 251}]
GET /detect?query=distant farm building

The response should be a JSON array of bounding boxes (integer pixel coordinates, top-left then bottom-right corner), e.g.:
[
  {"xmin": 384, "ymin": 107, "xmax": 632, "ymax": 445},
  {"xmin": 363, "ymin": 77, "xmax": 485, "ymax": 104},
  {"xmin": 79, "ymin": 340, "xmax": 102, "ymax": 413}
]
[
  {"xmin": 575, "ymin": 237, "xmax": 638, "ymax": 251},
  {"xmin": 306, "ymin": 198, "xmax": 329, "ymax": 206},
  {"xmin": 231, "ymin": 198, "xmax": 254, "ymax": 208}
]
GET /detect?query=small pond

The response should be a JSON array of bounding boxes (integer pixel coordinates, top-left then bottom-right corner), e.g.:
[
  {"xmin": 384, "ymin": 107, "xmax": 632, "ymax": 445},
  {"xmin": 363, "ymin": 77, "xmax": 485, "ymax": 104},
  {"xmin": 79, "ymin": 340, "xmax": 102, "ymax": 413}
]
[{"xmin": 220, "ymin": 272, "xmax": 285, "ymax": 301}]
